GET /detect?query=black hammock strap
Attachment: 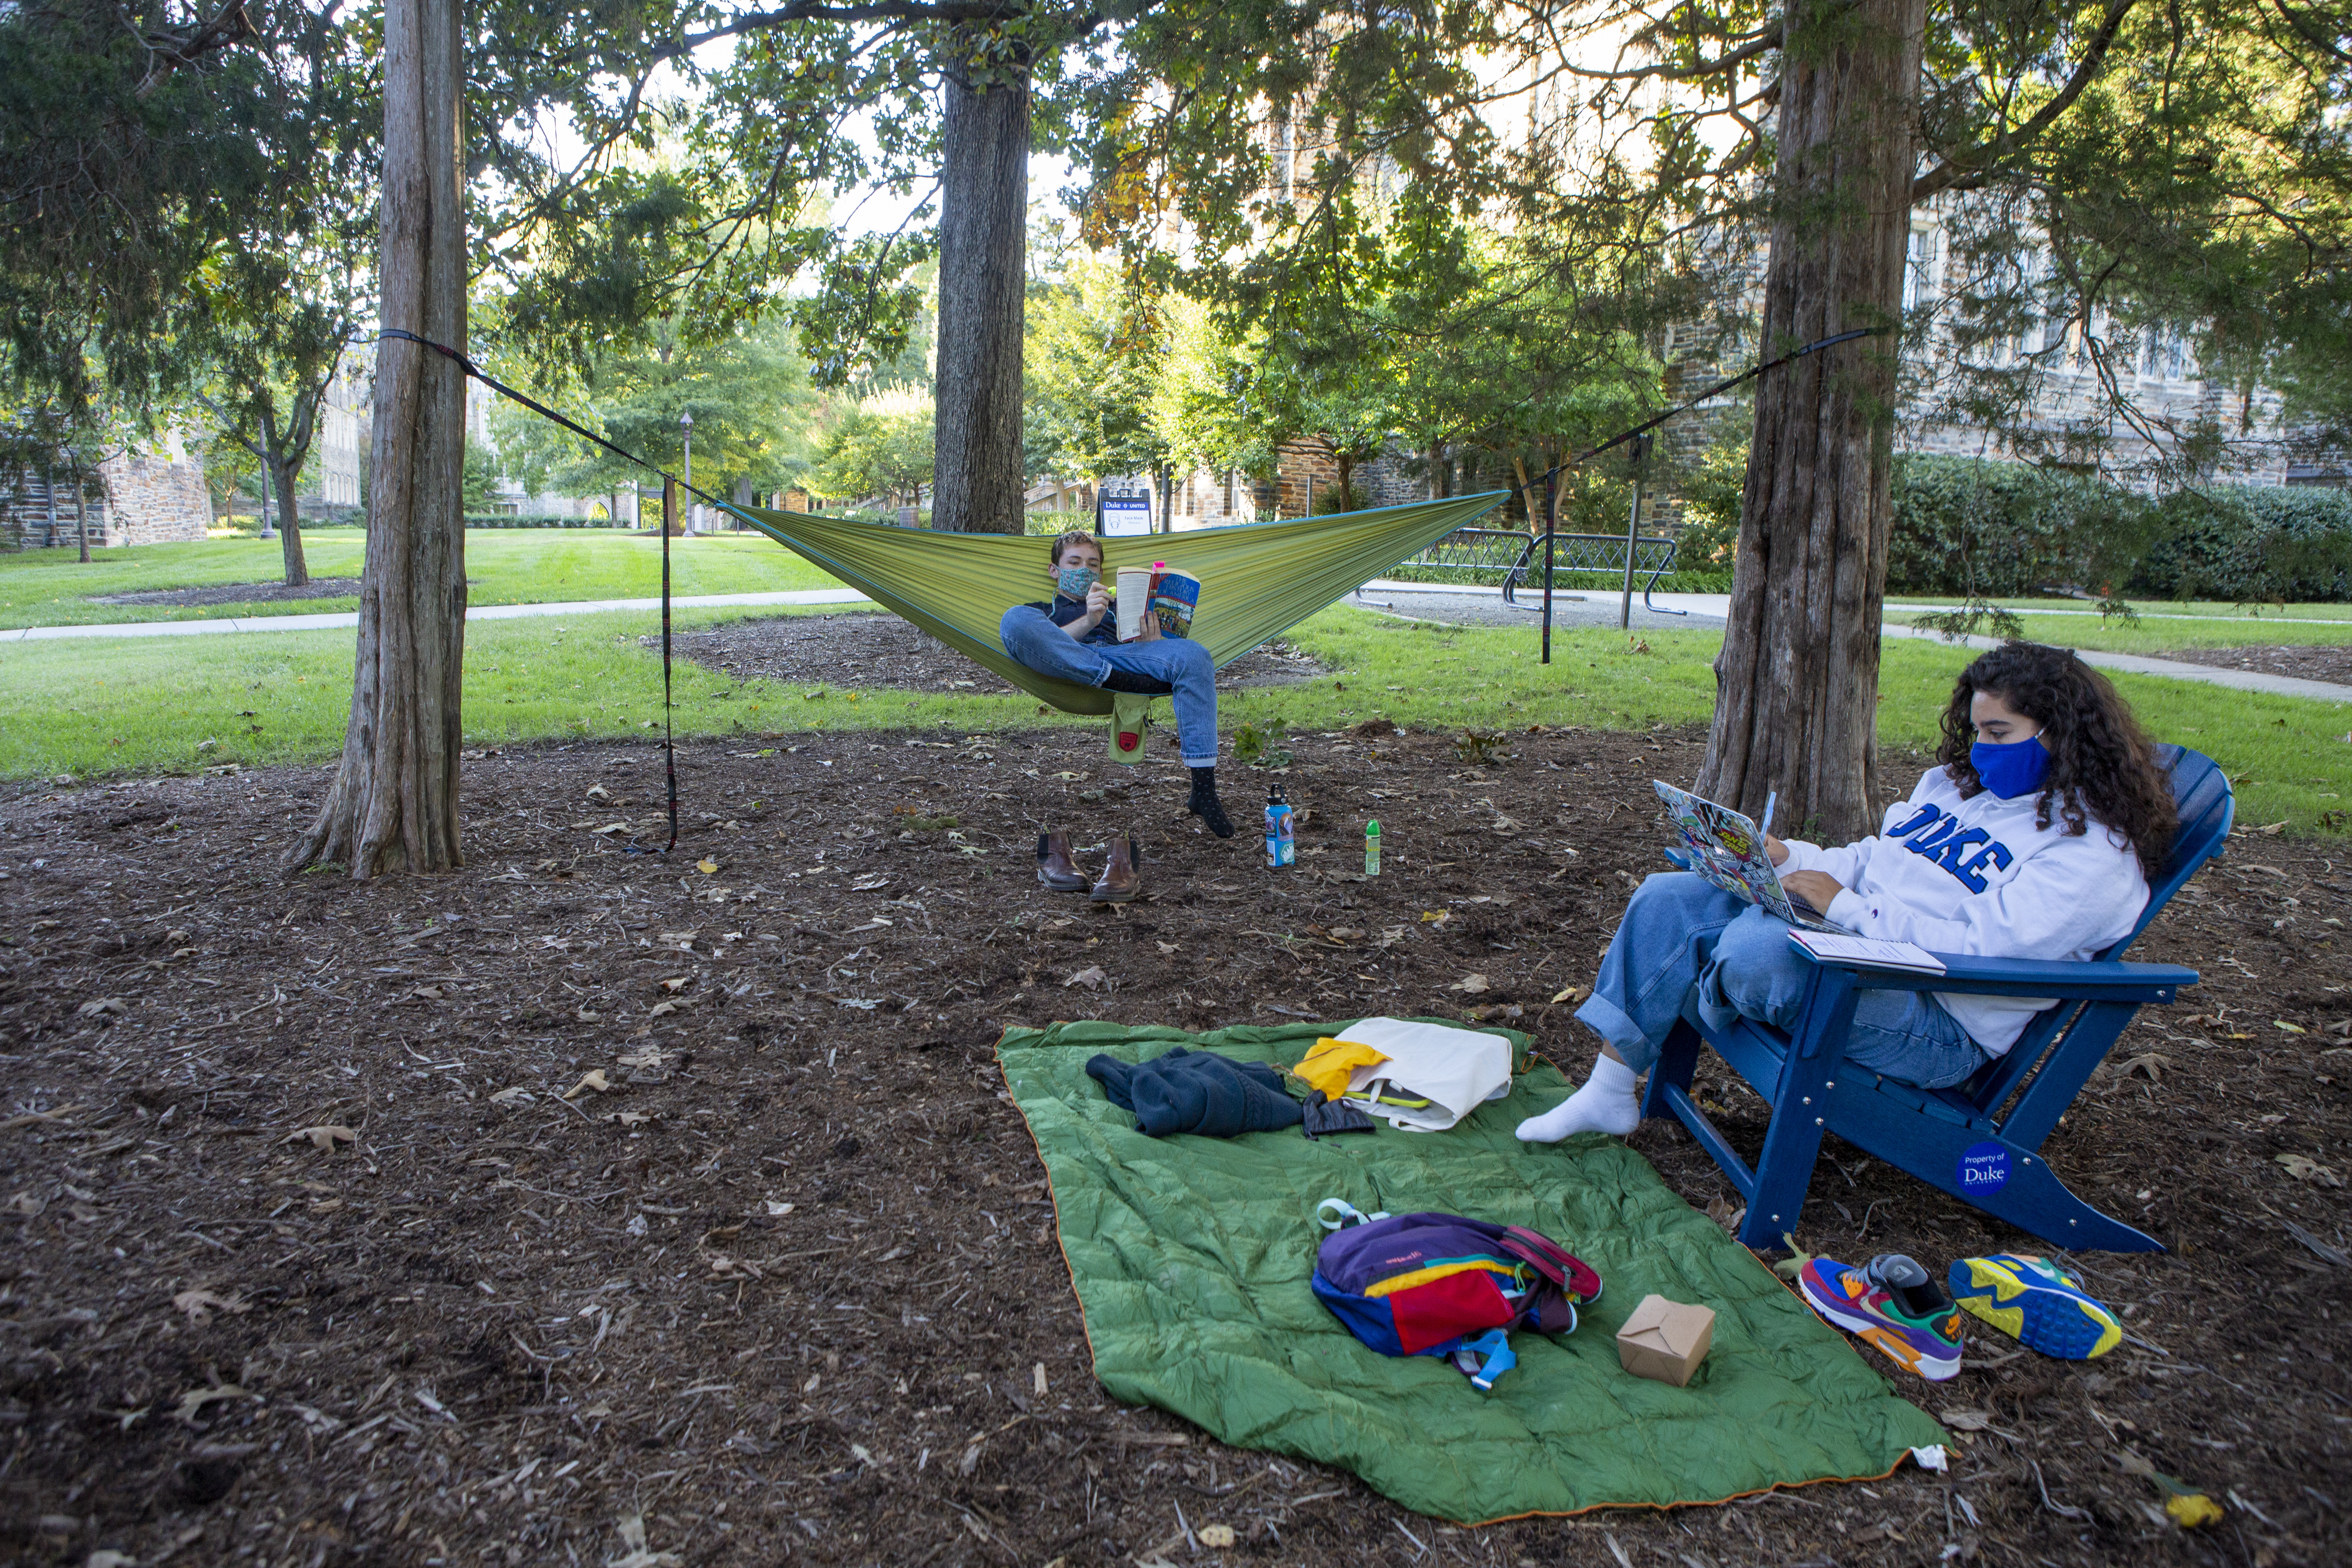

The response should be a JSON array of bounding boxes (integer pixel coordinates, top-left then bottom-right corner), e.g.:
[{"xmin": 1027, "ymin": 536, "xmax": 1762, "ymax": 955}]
[{"xmin": 375, "ymin": 326, "xmax": 718, "ymax": 856}]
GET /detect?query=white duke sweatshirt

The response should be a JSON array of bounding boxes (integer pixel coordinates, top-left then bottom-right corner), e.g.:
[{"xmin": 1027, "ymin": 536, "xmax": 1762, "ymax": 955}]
[{"xmin": 1777, "ymin": 767, "xmax": 2150, "ymax": 1056}]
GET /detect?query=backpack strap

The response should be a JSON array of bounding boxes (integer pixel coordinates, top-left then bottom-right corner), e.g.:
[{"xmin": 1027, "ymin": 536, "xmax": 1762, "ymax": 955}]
[
  {"xmin": 1447, "ymin": 1327, "xmax": 1518, "ymax": 1392},
  {"xmin": 1498, "ymin": 1226, "xmax": 1603, "ymax": 1303},
  {"xmin": 1315, "ymin": 1197, "xmax": 1391, "ymax": 1231}
]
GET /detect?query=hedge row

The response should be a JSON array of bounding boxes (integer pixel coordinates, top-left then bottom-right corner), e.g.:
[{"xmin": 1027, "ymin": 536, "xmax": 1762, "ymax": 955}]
[
  {"xmin": 462, "ymin": 514, "xmax": 623, "ymax": 529},
  {"xmin": 1887, "ymin": 455, "xmax": 2352, "ymax": 602}
]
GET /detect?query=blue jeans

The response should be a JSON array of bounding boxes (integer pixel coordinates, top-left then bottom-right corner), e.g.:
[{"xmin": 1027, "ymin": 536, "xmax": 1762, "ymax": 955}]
[
  {"xmin": 999, "ymin": 606, "xmax": 1220, "ymax": 767},
  {"xmin": 1574, "ymin": 873, "xmax": 1989, "ymax": 1090}
]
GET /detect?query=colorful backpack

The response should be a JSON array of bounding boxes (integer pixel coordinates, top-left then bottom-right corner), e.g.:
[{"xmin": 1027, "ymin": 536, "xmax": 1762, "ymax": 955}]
[{"xmin": 1309, "ymin": 1200, "xmax": 1603, "ymax": 1390}]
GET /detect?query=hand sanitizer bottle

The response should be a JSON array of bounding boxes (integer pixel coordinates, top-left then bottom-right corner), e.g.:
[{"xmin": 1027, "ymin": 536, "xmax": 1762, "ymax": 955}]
[{"xmin": 1364, "ymin": 819, "xmax": 1381, "ymax": 876}]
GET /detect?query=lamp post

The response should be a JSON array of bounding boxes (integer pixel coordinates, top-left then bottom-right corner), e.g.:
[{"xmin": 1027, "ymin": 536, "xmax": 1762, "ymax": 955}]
[{"xmin": 679, "ymin": 409, "xmax": 694, "ymax": 535}]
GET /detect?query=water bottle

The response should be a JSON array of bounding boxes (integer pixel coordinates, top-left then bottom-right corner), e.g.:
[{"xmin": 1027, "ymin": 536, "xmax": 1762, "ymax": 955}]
[
  {"xmin": 1275, "ymin": 784, "xmax": 1296, "ymax": 868},
  {"xmin": 1364, "ymin": 818, "xmax": 1381, "ymax": 877},
  {"xmin": 1265, "ymin": 784, "xmax": 1283, "ymax": 870}
]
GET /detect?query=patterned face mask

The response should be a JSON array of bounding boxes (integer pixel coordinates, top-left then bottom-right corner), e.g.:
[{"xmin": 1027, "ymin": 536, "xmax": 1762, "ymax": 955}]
[{"xmin": 1056, "ymin": 565, "xmax": 1099, "ymax": 600}]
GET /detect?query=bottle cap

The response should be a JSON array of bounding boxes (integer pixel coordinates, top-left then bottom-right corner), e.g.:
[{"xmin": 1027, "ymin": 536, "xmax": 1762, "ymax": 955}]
[{"xmin": 1366, "ymin": 819, "xmax": 1380, "ymax": 834}]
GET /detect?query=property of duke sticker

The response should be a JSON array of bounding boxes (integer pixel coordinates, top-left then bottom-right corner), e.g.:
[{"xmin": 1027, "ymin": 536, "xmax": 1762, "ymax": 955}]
[{"xmin": 1957, "ymin": 1141, "xmax": 2010, "ymax": 1194}]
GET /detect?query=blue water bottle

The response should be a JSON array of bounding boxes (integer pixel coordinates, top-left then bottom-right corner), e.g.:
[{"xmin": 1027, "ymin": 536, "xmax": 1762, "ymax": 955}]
[
  {"xmin": 1274, "ymin": 784, "xmax": 1296, "ymax": 868},
  {"xmin": 1265, "ymin": 784, "xmax": 1283, "ymax": 869}
]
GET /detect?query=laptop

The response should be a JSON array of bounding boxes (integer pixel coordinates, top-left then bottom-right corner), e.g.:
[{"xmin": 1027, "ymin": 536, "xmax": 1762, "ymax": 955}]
[{"xmin": 1650, "ymin": 780, "xmax": 1856, "ymax": 933}]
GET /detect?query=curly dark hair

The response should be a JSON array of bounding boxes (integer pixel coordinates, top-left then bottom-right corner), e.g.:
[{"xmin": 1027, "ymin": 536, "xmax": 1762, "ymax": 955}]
[{"xmin": 1935, "ymin": 641, "xmax": 2178, "ymax": 883}]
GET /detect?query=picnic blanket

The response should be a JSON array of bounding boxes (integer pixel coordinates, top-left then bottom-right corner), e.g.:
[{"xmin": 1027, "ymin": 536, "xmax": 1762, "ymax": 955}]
[{"xmin": 998, "ymin": 1018, "xmax": 1947, "ymax": 1523}]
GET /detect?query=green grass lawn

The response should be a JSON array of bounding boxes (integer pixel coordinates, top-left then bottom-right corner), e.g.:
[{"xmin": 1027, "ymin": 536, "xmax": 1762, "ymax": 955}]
[
  {"xmin": 6, "ymin": 604, "xmax": 2347, "ymax": 835},
  {"xmin": 1887, "ymin": 605, "xmax": 2352, "ymax": 654},
  {"xmin": 0, "ymin": 529, "xmax": 849, "ymax": 629}
]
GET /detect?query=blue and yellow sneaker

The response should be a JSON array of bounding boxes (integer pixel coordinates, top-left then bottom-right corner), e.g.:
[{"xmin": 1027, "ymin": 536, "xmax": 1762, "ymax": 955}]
[{"xmin": 1948, "ymin": 1254, "xmax": 2122, "ymax": 1360}]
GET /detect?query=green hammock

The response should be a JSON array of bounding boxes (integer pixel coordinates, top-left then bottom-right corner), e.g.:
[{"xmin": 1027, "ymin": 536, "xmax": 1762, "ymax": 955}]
[{"xmin": 716, "ymin": 491, "xmax": 1511, "ymax": 717}]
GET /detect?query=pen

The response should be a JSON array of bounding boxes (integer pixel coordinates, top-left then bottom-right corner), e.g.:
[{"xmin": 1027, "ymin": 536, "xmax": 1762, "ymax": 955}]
[{"xmin": 1759, "ymin": 790, "xmax": 1777, "ymax": 838}]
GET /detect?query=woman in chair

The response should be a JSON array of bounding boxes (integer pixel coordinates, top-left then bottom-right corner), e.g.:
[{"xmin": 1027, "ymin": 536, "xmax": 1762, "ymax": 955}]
[{"xmin": 1520, "ymin": 641, "xmax": 2179, "ymax": 1145}]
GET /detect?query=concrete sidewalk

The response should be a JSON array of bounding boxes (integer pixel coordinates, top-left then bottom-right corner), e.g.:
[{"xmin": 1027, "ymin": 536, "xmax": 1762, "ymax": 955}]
[
  {"xmin": 9, "ymin": 579, "xmax": 2348, "ymax": 705},
  {"xmin": 0, "ymin": 588, "xmax": 875, "ymax": 642},
  {"xmin": 1353, "ymin": 581, "xmax": 2352, "ymax": 704}
]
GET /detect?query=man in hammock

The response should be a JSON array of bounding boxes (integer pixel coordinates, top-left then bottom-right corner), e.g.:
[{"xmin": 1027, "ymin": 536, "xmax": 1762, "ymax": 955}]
[{"xmin": 1000, "ymin": 531, "xmax": 1235, "ymax": 841}]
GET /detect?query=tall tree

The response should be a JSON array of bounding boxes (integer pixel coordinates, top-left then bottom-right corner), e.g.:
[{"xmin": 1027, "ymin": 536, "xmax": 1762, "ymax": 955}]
[
  {"xmin": 1692, "ymin": 0, "xmax": 1925, "ymax": 838},
  {"xmin": 931, "ymin": 41, "xmax": 1032, "ymax": 532},
  {"xmin": 287, "ymin": 0, "xmax": 467, "ymax": 877}
]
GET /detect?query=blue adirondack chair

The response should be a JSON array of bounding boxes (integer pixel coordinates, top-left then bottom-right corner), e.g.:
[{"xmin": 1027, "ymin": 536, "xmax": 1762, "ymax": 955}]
[{"xmin": 1640, "ymin": 745, "xmax": 2234, "ymax": 1254}]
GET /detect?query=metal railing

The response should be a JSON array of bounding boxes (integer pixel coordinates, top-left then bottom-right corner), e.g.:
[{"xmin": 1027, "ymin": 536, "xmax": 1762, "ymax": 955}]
[
  {"xmin": 1374, "ymin": 527, "xmax": 1686, "ymax": 614},
  {"xmin": 1502, "ymin": 532, "xmax": 1684, "ymax": 614}
]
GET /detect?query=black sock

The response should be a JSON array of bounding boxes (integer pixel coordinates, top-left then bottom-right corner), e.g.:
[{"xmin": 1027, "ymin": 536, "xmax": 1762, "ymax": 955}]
[{"xmin": 1188, "ymin": 766, "xmax": 1234, "ymax": 838}]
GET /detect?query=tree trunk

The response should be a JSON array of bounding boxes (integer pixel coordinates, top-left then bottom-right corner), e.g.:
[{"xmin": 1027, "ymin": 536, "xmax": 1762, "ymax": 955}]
[
  {"xmin": 1693, "ymin": 0, "xmax": 1923, "ymax": 843},
  {"xmin": 286, "ymin": 0, "xmax": 466, "ymax": 878},
  {"xmin": 73, "ymin": 468, "xmax": 89, "ymax": 561},
  {"xmin": 272, "ymin": 455, "xmax": 310, "ymax": 586},
  {"xmin": 930, "ymin": 57, "xmax": 1029, "ymax": 535}
]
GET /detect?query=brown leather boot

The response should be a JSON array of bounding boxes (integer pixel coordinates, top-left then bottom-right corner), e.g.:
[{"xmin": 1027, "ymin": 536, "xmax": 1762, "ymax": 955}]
[
  {"xmin": 1091, "ymin": 833, "xmax": 1142, "ymax": 903},
  {"xmin": 1036, "ymin": 830, "xmax": 1087, "ymax": 891}
]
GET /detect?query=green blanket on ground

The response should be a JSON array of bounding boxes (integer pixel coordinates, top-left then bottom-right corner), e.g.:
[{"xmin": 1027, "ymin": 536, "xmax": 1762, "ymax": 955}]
[{"xmin": 998, "ymin": 1019, "xmax": 1946, "ymax": 1524}]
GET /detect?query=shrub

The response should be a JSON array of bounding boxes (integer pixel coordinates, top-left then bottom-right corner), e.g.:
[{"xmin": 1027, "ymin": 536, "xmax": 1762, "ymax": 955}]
[
  {"xmin": 1886, "ymin": 456, "xmax": 2162, "ymax": 599},
  {"xmin": 459, "ymin": 514, "xmax": 621, "ymax": 529}
]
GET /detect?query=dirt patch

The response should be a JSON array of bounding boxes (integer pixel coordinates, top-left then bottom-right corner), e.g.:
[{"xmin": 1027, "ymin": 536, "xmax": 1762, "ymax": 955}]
[
  {"xmin": 90, "ymin": 577, "xmax": 365, "ymax": 608},
  {"xmin": 673, "ymin": 610, "xmax": 1331, "ymax": 694},
  {"xmin": 2149, "ymin": 642, "xmax": 2352, "ymax": 687},
  {"xmin": 0, "ymin": 730, "xmax": 2345, "ymax": 1566}
]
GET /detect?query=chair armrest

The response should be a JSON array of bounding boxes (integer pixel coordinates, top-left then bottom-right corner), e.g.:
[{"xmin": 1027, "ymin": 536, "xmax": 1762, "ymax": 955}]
[{"xmin": 1790, "ymin": 946, "xmax": 2199, "ymax": 1002}]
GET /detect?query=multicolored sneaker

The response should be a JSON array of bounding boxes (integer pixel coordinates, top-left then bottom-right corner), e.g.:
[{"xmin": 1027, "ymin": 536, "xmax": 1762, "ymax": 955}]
[
  {"xmin": 1795, "ymin": 1253, "xmax": 1964, "ymax": 1381},
  {"xmin": 1948, "ymin": 1254, "xmax": 2122, "ymax": 1360}
]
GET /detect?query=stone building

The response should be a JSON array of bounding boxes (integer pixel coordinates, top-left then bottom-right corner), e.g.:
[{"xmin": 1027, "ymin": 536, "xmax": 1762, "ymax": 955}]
[{"xmin": 2, "ymin": 431, "xmax": 212, "ymax": 550}]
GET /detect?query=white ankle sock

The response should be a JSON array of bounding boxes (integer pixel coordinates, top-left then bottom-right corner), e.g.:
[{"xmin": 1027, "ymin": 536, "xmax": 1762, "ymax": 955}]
[{"xmin": 1516, "ymin": 1053, "xmax": 1642, "ymax": 1143}]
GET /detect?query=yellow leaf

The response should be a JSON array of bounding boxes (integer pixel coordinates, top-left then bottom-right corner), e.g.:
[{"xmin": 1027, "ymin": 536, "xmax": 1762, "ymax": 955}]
[
  {"xmin": 562, "ymin": 1069, "xmax": 612, "ymax": 1100},
  {"xmin": 2273, "ymin": 1020, "xmax": 2306, "ymax": 1033},
  {"xmin": 698, "ymin": 859, "xmax": 719, "ymax": 874},
  {"xmin": 2165, "ymin": 1492, "xmax": 2223, "ymax": 1528},
  {"xmin": 1550, "ymin": 984, "xmax": 1587, "ymax": 1004}
]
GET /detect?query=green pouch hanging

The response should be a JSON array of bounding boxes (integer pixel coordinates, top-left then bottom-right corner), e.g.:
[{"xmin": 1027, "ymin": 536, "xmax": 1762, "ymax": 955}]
[{"xmin": 1107, "ymin": 694, "xmax": 1153, "ymax": 765}]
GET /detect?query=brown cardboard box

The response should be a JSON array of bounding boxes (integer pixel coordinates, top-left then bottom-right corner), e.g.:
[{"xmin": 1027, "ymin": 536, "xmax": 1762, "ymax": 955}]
[{"xmin": 1615, "ymin": 1295, "xmax": 1715, "ymax": 1387}]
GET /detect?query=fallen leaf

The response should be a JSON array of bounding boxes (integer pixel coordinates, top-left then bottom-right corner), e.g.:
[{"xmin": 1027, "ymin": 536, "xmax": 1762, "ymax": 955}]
[
  {"xmin": 609, "ymin": 1513, "xmax": 682, "ymax": 1568},
  {"xmin": 1448, "ymin": 973, "xmax": 1490, "ymax": 994},
  {"xmin": 1156, "ymin": 941, "xmax": 1179, "ymax": 955},
  {"xmin": 851, "ymin": 1443, "xmax": 875, "ymax": 1466},
  {"xmin": 1938, "ymin": 1408, "xmax": 1994, "ymax": 1431},
  {"xmin": 585, "ymin": 784, "xmax": 611, "ymax": 800},
  {"xmin": 1419, "ymin": 910, "xmax": 1451, "ymax": 926},
  {"xmin": 2166, "ymin": 1492, "xmax": 2224, "ymax": 1528},
  {"xmin": 173, "ymin": 1382, "xmax": 250, "ymax": 1424},
  {"xmin": 589, "ymin": 822, "xmax": 629, "ymax": 835},
  {"xmin": 2119, "ymin": 1051, "xmax": 2171, "ymax": 1082},
  {"xmin": 282, "ymin": 1125, "xmax": 356, "ymax": 1152},
  {"xmin": 1198, "ymin": 1523, "xmax": 1236, "ymax": 1549},
  {"xmin": 1033, "ymin": 1362, "xmax": 1048, "ymax": 1396},
  {"xmin": 697, "ymin": 859, "xmax": 719, "ymax": 874},
  {"xmin": 76, "ymin": 998, "xmax": 128, "ymax": 1019},
  {"xmin": 657, "ymin": 976, "xmax": 688, "ymax": 992},
  {"xmin": 1063, "ymin": 966, "xmax": 1109, "ymax": 991},
  {"xmin": 488, "ymin": 1087, "xmax": 534, "ymax": 1105},
  {"xmin": 617, "ymin": 1046, "xmax": 670, "ymax": 1069},
  {"xmin": 607, "ymin": 1111, "xmax": 652, "ymax": 1127},
  {"xmin": 409, "ymin": 984, "xmax": 442, "ymax": 1001},
  {"xmin": 1550, "ymin": 984, "xmax": 1588, "ymax": 1004},
  {"xmin": 2273, "ymin": 1020, "xmax": 2307, "ymax": 1033},
  {"xmin": 2277, "ymin": 1153, "xmax": 2344, "ymax": 1187},
  {"xmin": 573, "ymin": 1008, "xmax": 600, "ymax": 1022},
  {"xmin": 764, "ymin": 1200, "xmax": 795, "ymax": 1216},
  {"xmin": 647, "ymin": 1000, "xmax": 679, "ymax": 1017},
  {"xmin": 172, "ymin": 1288, "xmax": 248, "ymax": 1324},
  {"xmin": 851, "ymin": 875, "xmax": 891, "ymax": 891},
  {"xmin": 563, "ymin": 1070, "xmax": 612, "ymax": 1100}
]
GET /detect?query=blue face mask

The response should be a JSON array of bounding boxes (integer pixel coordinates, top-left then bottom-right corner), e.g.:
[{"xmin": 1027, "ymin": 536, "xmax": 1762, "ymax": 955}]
[
  {"xmin": 1971, "ymin": 734, "xmax": 2051, "ymax": 799},
  {"xmin": 1056, "ymin": 564, "xmax": 1098, "ymax": 601}
]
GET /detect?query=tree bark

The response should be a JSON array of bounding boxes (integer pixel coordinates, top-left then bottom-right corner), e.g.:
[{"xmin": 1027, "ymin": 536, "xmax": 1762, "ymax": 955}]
[
  {"xmin": 270, "ymin": 441, "xmax": 310, "ymax": 586},
  {"xmin": 930, "ymin": 56, "xmax": 1029, "ymax": 535},
  {"xmin": 73, "ymin": 467, "xmax": 90, "ymax": 561},
  {"xmin": 1694, "ymin": 0, "xmax": 1924, "ymax": 843},
  {"xmin": 286, "ymin": 0, "xmax": 465, "ymax": 877}
]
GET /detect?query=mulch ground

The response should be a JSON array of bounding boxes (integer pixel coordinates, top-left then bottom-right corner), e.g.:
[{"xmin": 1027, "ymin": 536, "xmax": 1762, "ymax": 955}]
[
  {"xmin": 2149, "ymin": 643, "xmax": 2352, "ymax": 688},
  {"xmin": 671, "ymin": 612, "xmax": 1332, "ymax": 695},
  {"xmin": 2, "ymin": 721, "xmax": 2347, "ymax": 1568},
  {"xmin": 89, "ymin": 578, "xmax": 367, "ymax": 609}
]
